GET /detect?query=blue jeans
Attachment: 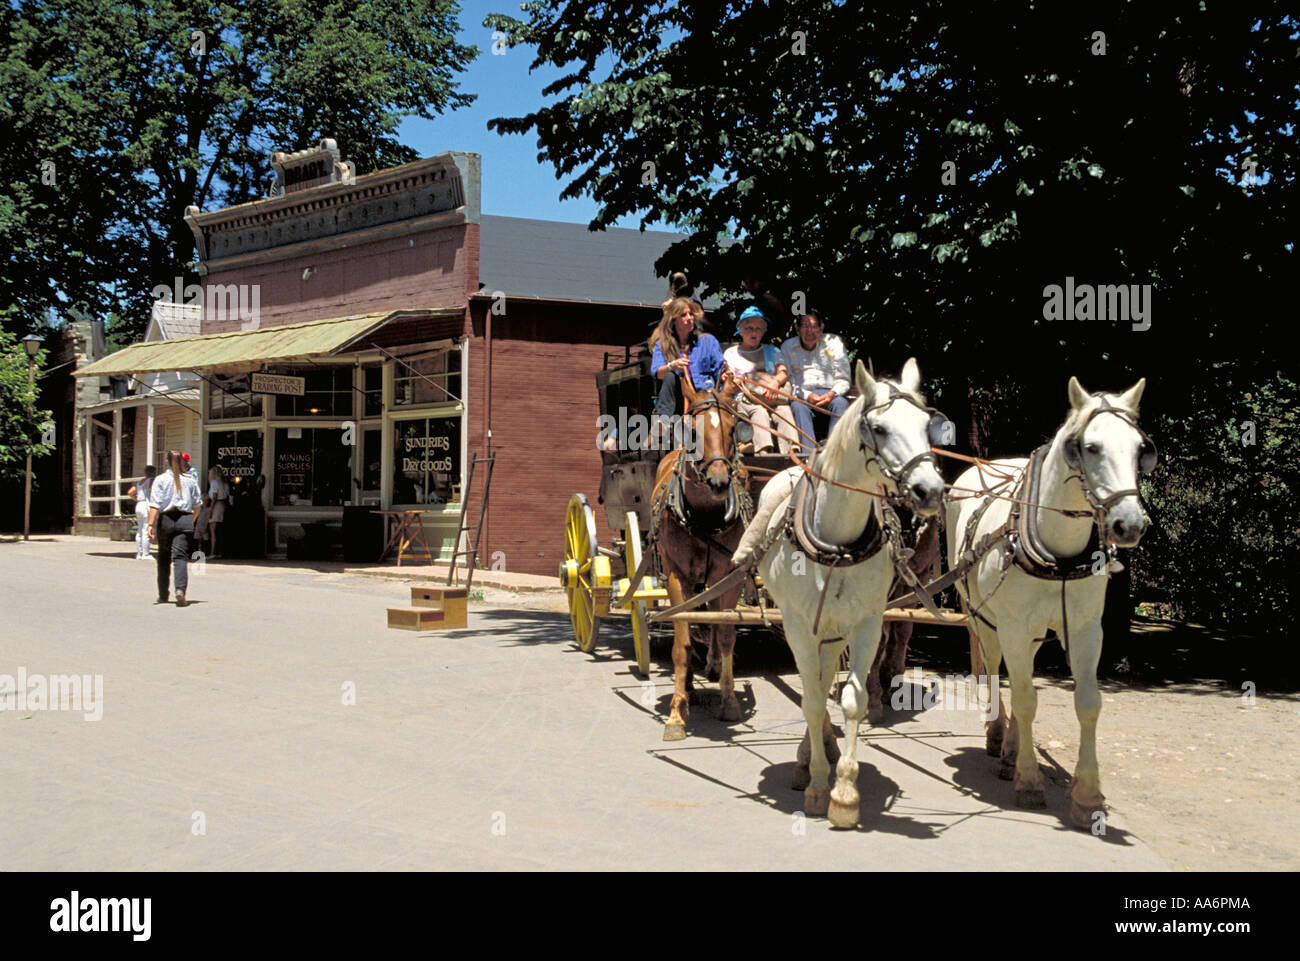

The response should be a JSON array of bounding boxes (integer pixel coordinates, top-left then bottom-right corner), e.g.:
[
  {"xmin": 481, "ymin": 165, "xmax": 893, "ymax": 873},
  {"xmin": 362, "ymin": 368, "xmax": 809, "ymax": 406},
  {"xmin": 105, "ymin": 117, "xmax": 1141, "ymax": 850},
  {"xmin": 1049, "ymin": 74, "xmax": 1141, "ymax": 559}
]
[{"xmin": 792, "ymin": 394, "xmax": 849, "ymax": 449}]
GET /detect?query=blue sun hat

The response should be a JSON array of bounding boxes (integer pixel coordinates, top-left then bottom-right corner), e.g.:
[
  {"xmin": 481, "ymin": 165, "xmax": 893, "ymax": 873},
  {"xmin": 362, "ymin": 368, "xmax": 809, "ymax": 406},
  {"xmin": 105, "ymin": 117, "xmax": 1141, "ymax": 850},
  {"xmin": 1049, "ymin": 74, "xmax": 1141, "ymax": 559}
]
[{"xmin": 735, "ymin": 304, "xmax": 769, "ymax": 337}]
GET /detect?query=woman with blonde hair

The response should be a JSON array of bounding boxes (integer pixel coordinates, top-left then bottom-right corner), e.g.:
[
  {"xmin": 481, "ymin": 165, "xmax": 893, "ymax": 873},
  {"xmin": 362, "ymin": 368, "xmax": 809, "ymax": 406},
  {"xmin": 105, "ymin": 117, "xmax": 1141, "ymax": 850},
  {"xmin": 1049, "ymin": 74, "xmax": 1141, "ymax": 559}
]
[
  {"xmin": 649, "ymin": 296, "xmax": 725, "ymax": 427},
  {"xmin": 147, "ymin": 450, "xmax": 203, "ymax": 606}
]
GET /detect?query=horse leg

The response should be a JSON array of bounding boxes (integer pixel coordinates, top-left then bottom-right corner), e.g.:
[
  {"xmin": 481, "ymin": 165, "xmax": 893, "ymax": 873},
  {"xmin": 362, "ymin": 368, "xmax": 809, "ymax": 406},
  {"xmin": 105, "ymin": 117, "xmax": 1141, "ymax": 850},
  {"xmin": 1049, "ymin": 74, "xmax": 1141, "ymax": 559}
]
[
  {"xmin": 716, "ymin": 621, "xmax": 742, "ymax": 722},
  {"xmin": 967, "ymin": 615, "xmax": 1007, "ymax": 761},
  {"xmin": 866, "ymin": 626, "xmax": 889, "ymax": 724},
  {"xmin": 1000, "ymin": 625, "xmax": 1046, "ymax": 807},
  {"xmin": 829, "ymin": 615, "xmax": 884, "ymax": 828},
  {"xmin": 792, "ymin": 642, "xmax": 843, "ymax": 791},
  {"xmin": 787, "ymin": 627, "xmax": 839, "ymax": 814},
  {"xmin": 663, "ymin": 572, "xmax": 692, "ymax": 741},
  {"xmin": 1067, "ymin": 619, "xmax": 1106, "ymax": 829}
]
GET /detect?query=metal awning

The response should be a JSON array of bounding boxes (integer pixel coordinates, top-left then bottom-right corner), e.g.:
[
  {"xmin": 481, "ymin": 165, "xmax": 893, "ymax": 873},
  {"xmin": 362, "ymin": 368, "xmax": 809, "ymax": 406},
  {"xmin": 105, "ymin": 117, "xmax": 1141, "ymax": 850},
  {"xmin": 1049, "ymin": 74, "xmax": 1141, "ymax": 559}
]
[{"xmin": 75, "ymin": 307, "xmax": 465, "ymax": 378}]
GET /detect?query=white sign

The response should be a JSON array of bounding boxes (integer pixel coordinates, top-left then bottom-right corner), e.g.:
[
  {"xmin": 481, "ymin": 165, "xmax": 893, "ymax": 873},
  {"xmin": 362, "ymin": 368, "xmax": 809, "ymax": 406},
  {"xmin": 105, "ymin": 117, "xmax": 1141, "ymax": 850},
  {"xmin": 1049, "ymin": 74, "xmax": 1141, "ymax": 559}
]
[{"xmin": 251, "ymin": 373, "xmax": 305, "ymax": 396}]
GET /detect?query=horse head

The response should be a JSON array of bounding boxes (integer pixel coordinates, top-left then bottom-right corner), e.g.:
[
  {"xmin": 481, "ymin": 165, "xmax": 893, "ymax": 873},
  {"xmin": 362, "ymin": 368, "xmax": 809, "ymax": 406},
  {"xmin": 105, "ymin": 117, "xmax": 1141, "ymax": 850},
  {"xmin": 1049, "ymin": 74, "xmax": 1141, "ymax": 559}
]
[
  {"xmin": 853, "ymin": 358, "xmax": 946, "ymax": 515},
  {"xmin": 681, "ymin": 373, "xmax": 738, "ymax": 497},
  {"xmin": 1059, "ymin": 376, "xmax": 1153, "ymax": 547}
]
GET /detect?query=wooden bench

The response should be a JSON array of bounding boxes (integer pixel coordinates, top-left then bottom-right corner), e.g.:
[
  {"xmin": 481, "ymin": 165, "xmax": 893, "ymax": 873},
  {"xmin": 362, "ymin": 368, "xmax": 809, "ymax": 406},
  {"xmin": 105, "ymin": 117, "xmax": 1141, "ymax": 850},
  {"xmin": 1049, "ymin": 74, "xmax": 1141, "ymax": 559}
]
[{"xmin": 386, "ymin": 585, "xmax": 468, "ymax": 631}]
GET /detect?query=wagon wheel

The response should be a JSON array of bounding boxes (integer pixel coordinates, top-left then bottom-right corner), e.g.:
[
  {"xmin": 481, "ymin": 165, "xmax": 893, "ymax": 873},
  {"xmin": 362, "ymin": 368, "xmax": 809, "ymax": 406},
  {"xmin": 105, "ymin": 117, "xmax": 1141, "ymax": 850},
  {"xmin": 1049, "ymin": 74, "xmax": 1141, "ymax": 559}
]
[
  {"xmin": 559, "ymin": 493, "xmax": 611, "ymax": 653},
  {"xmin": 624, "ymin": 511, "xmax": 652, "ymax": 678}
]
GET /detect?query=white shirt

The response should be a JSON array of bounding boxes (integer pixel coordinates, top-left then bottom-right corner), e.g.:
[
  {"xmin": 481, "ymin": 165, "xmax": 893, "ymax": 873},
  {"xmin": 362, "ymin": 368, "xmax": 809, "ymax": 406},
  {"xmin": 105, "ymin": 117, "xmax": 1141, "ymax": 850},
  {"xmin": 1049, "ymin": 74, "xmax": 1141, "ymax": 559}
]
[
  {"xmin": 134, "ymin": 477, "xmax": 152, "ymax": 504},
  {"xmin": 723, "ymin": 343, "xmax": 783, "ymax": 377},
  {"xmin": 209, "ymin": 477, "xmax": 228, "ymax": 501},
  {"xmin": 149, "ymin": 471, "xmax": 203, "ymax": 513},
  {"xmin": 780, "ymin": 333, "xmax": 851, "ymax": 400}
]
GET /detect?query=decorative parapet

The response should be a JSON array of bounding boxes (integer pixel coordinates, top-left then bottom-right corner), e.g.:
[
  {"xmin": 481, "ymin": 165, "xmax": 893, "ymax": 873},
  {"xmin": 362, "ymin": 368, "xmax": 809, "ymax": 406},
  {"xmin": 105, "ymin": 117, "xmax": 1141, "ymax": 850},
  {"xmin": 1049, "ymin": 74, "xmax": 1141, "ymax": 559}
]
[{"xmin": 184, "ymin": 150, "xmax": 480, "ymax": 275}]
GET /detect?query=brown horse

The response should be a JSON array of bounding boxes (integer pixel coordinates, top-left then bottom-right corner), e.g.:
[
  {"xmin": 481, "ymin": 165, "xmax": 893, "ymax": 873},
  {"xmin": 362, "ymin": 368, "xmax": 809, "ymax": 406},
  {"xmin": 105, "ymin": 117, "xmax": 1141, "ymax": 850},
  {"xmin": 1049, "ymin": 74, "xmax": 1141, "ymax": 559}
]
[{"xmin": 654, "ymin": 373, "xmax": 749, "ymax": 741}]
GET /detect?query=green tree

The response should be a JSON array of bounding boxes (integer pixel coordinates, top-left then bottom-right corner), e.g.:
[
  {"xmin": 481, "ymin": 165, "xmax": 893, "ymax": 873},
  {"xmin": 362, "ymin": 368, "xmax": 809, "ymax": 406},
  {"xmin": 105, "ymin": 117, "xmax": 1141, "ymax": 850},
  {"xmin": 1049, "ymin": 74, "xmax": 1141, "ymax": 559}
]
[
  {"xmin": 0, "ymin": 331, "xmax": 53, "ymax": 484},
  {"xmin": 1, "ymin": 0, "xmax": 477, "ymax": 344}
]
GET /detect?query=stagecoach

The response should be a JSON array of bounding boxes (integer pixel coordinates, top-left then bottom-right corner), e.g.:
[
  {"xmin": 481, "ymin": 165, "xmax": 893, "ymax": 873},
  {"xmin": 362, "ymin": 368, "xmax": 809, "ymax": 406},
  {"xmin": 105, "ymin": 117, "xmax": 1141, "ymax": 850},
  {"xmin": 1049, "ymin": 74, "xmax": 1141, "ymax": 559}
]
[{"xmin": 558, "ymin": 344, "xmax": 789, "ymax": 677}]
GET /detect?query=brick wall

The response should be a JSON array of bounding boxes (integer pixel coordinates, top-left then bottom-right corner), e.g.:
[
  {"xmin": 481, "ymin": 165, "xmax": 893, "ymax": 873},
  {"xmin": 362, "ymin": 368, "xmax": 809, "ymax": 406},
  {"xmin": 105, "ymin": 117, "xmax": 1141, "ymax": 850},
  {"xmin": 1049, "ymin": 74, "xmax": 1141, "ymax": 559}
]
[{"xmin": 466, "ymin": 299, "xmax": 660, "ymax": 576}]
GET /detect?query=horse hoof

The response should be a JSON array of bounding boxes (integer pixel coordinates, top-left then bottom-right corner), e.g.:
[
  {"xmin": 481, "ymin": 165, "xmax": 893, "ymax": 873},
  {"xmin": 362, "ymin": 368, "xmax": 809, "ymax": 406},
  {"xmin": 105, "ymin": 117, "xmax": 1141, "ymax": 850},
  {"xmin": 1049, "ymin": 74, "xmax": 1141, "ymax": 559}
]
[
  {"xmin": 997, "ymin": 756, "xmax": 1015, "ymax": 780},
  {"xmin": 662, "ymin": 722, "xmax": 687, "ymax": 742},
  {"xmin": 1070, "ymin": 799, "xmax": 1106, "ymax": 831},
  {"xmin": 719, "ymin": 698, "xmax": 742, "ymax": 722},
  {"xmin": 791, "ymin": 765, "xmax": 811, "ymax": 791},
  {"xmin": 986, "ymin": 729, "xmax": 1003, "ymax": 757},
  {"xmin": 867, "ymin": 703, "xmax": 884, "ymax": 725},
  {"xmin": 1015, "ymin": 787, "xmax": 1047, "ymax": 809},
  {"xmin": 804, "ymin": 787, "xmax": 830, "ymax": 816},
  {"xmin": 827, "ymin": 789, "xmax": 860, "ymax": 829}
]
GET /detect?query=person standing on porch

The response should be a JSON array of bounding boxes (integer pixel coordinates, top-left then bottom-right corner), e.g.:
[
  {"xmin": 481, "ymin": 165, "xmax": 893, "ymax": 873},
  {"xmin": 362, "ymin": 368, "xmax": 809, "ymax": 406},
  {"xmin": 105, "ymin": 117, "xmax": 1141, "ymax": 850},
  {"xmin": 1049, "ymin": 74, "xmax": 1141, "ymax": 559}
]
[
  {"xmin": 127, "ymin": 466, "xmax": 156, "ymax": 560},
  {"xmin": 148, "ymin": 450, "xmax": 203, "ymax": 606}
]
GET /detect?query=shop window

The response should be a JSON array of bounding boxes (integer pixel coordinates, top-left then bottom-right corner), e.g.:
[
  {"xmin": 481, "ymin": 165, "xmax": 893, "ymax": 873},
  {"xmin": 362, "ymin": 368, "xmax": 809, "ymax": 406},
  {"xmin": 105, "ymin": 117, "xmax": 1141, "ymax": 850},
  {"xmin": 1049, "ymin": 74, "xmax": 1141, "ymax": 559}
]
[
  {"xmin": 392, "ymin": 417, "xmax": 461, "ymax": 506},
  {"xmin": 273, "ymin": 427, "xmax": 352, "ymax": 507},
  {"xmin": 360, "ymin": 428, "xmax": 382, "ymax": 500},
  {"xmin": 207, "ymin": 429, "xmax": 264, "ymax": 501},
  {"xmin": 208, "ymin": 374, "xmax": 263, "ymax": 421},
  {"xmin": 274, "ymin": 367, "xmax": 354, "ymax": 418},
  {"xmin": 393, "ymin": 350, "xmax": 460, "ymax": 408},
  {"xmin": 363, "ymin": 365, "xmax": 383, "ymax": 416}
]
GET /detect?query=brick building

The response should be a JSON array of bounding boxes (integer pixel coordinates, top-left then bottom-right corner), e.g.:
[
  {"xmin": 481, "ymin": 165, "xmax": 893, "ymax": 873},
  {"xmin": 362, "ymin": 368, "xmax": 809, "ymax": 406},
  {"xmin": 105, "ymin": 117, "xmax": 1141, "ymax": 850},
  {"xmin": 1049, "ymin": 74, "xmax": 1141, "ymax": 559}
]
[{"xmin": 76, "ymin": 141, "xmax": 702, "ymax": 573}]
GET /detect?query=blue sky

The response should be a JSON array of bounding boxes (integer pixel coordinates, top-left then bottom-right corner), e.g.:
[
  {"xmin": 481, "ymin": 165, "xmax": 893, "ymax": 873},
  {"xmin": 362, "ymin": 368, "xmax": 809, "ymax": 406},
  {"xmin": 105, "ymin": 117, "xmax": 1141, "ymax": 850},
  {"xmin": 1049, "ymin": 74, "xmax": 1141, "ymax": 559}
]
[{"xmin": 398, "ymin": 0, "xmax": 643, "ymax": 229}]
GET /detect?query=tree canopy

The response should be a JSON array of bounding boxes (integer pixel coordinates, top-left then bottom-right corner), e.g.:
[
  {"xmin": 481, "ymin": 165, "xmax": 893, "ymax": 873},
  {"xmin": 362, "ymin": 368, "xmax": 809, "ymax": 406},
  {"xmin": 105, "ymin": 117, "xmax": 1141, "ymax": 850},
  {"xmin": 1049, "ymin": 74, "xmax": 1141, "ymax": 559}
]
[
  {"xmin": 2, "ymin": 0, "xmax": 477, "ymax": 344},
  {"xmin": 486, "ymin": 1, "xmax": 1294, "ymax": 422}
]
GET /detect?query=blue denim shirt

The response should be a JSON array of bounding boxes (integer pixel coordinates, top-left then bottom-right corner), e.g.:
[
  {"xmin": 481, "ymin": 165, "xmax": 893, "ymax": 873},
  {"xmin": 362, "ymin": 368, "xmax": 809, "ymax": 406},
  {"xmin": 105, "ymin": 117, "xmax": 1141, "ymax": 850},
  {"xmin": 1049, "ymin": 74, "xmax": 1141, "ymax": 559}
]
[{"xmin": 651, "ymin": 333, "xmax": 725, "ymax": 390}]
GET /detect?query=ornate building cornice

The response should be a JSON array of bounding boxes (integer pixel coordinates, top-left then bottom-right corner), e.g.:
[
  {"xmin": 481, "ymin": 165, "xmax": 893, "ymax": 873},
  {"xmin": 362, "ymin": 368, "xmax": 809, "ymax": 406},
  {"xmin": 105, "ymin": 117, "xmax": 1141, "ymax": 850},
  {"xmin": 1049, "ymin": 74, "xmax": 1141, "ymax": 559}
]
[{"xmin": 184, "ymin": 151, "xmax": 481, "ymax": 275}]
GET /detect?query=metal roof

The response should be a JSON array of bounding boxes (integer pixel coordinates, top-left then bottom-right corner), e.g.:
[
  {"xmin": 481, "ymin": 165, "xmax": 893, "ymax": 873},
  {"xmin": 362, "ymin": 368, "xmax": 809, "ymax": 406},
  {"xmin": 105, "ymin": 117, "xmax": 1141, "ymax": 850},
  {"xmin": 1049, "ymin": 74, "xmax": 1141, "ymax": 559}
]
[
  {"xmin": 478, "ymin": 215, "xmax": 720, "ymax": 308},
  {"xmin": 75, "ymin": 309, "xmax": 461, "ymax": 378}
]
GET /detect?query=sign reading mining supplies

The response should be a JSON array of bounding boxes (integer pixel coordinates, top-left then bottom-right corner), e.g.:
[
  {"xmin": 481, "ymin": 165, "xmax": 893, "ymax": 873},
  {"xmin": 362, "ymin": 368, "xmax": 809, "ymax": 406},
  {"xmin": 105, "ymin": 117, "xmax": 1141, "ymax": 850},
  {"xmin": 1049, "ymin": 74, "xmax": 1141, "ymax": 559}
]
[{"xmin": 251, "ymin": 373, "xmax": 305, "ymax": 396}]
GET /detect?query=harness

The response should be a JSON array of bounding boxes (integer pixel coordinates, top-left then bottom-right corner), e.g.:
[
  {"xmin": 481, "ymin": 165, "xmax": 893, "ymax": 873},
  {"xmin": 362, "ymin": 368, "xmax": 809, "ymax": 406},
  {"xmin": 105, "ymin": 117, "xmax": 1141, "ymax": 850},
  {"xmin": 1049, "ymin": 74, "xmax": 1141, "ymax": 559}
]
[
  {"xmin": 953, "ymin": 397, "xmax": 1157, "ymax": 651},
  {"xmin": 646, "ymin": 388, "xmax": 755, "ymax": 593}
]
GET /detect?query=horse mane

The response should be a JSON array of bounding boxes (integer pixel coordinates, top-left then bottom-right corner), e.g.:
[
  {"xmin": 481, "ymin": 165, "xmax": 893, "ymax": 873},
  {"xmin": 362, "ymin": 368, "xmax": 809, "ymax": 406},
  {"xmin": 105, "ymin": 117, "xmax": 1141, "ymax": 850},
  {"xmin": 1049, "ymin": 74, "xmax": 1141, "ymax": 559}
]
[{"xmin": 818, "ymin": 375, "xmax": 927, "ymax": 474}]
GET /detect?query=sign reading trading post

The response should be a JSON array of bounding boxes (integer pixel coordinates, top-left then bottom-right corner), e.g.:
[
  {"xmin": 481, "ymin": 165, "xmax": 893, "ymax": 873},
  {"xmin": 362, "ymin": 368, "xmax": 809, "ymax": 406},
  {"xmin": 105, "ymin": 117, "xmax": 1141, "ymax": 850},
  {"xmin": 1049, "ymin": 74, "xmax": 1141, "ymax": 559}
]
[{"xmin": 251, "ymin": 373, "xmax": 305, "ymax": 396}]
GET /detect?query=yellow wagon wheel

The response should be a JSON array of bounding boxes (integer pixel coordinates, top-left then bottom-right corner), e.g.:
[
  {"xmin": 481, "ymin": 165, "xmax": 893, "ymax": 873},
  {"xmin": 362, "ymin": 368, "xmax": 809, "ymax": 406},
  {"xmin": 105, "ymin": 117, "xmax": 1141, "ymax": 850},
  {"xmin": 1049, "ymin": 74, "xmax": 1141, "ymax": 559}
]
[
  {"xmin": 558, "ymin": 493, "xmax": 610, "ymax": 653},
  {"xmin": 623, "ymin": 511, "xmax": 652, "ymax": 678}
]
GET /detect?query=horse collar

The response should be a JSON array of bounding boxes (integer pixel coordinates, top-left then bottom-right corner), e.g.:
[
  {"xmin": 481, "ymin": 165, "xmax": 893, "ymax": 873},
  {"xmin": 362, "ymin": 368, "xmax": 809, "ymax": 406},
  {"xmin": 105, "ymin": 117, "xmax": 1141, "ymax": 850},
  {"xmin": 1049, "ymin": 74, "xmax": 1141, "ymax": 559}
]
[
  {"xmin": 1009, "ymin": 446, "xmax": 1106, "ymax": 581},
  {"xmin": 787, "ymin": 455, "xmax": 886, "ymax": 568}
]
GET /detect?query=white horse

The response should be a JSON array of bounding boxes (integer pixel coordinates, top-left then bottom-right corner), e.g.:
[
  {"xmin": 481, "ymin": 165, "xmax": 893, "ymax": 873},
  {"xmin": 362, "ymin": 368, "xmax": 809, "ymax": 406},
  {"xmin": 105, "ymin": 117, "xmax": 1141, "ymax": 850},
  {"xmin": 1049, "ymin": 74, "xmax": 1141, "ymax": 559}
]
[
  {"xmin": 945, "ymin": 376, "xmax": 1154, "ymax": 828},
  {"xmin": 733, "ymin": 358, "xmax": 946, "ymax": 827}
]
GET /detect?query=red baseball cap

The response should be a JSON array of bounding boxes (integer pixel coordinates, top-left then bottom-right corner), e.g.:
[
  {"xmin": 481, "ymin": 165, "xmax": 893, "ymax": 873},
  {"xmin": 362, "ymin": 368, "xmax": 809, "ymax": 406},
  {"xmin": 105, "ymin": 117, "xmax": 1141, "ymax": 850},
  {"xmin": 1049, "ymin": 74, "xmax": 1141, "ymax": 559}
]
[{"xmin": 181, "ymin": 452, "xmax": 191, "ymax": 463}]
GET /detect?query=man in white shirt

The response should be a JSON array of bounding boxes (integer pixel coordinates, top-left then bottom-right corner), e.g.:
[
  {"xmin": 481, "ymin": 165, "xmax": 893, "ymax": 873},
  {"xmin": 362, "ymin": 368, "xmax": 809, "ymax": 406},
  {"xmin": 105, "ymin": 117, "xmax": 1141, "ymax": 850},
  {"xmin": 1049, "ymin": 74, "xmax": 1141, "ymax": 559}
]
[
  {"xmin": 780, "ymin": 309, "xmax": 851, "ymax": 450},
  {"xmin": 148, "ymin": 451, "xmax": 204, "ymax": 606}
]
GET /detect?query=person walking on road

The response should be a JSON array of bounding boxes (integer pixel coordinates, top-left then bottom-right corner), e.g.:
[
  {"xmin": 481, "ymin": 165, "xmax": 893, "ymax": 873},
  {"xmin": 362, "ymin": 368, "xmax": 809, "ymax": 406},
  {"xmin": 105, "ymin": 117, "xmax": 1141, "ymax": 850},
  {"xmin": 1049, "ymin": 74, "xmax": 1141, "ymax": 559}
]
[
  {"xmin": 148, "ymin": 450, "xmax": 203, "ymax": 606},
  {"xmin": 127, "ymin": 466, "xmax": 157, "ymax": 560}
]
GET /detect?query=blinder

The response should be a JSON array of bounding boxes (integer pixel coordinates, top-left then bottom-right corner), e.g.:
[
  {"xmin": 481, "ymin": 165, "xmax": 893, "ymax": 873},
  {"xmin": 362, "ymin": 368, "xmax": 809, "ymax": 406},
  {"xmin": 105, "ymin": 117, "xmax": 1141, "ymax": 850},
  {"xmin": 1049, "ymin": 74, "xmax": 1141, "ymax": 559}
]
[
  {"xmin": 1138, "ymin": 435, "xmax": 1157, "ymax": 475},
  {"xmin": 928, "ymin": 411, "xmax": 955, "ymax": 447}
]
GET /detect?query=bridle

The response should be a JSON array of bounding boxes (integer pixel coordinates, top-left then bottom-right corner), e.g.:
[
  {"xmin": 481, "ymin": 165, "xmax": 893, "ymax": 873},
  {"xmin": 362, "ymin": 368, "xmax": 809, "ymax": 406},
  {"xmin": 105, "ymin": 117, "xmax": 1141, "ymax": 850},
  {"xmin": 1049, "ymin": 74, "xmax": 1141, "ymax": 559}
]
[
  {"xmin": 857, "ymin": 383, "xmax": 951, "ymax": 493},
  {"xmin": 681, "ymin": 389, "xmax": 743, "ymax": 482},
  {"xmin": 1061, "ymin": 394, "xmax": 1157, "ymax": 518}
]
